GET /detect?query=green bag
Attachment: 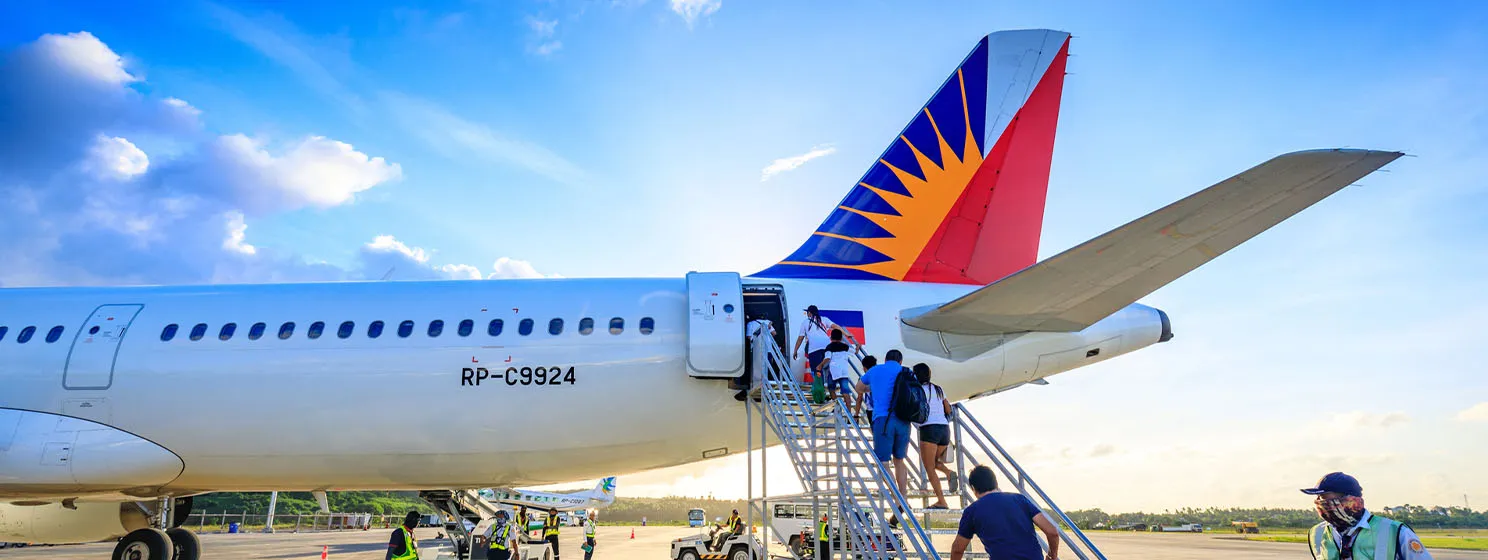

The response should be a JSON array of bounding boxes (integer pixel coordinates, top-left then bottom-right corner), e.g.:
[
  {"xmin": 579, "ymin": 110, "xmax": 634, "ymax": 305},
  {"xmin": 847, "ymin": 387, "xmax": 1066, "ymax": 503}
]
[{"xmin": 811, "ymin": 375, "xmax": 827, "ymax": 404}]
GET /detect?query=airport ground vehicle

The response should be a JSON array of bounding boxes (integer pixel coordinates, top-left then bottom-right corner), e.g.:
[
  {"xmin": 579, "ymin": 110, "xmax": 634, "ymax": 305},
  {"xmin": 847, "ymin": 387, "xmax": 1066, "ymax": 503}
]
[
  {"xmin": 1232, "ymin": 521, "xmax": 1259, "ymax": 533},
  {"xmin": 688, "ymin": 509, "xmax": 707, "ymax": 528},
  {"xmin": 671, "ymin": 526, "xmax": 763, "ymax": 560},
  {"xmin": 1152, "ymin": 523, "xmax": 1203, "ymax": 532}
]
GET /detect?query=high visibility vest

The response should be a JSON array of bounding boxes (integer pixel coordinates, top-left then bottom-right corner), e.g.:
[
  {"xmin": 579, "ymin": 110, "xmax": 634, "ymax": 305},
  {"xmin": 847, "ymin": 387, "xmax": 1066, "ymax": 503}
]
[
  {"xmin": 585, "ymin": 520, "xmax": 596, "ymax": 539},
  {"xmin": 490, "ymin": 522, "xmax": 512, "ymax": 550},
  {"xmin": 545, "ymin": 517, "xmax": 561, "ymax": 537},
  {"xmin": 728, "ymin": 515, "xmax": 743, "ymax": 533},
  {"xmin": 1308, "ymin": 516, "xmax": 1400, "ymax": 560},
  {"xmin": 391, "ymin": 527, "xmax": 419, "ymax": 560},
  {"xmin": 817, "ymin": 520, "xmax": 830, "ymax": 542}
]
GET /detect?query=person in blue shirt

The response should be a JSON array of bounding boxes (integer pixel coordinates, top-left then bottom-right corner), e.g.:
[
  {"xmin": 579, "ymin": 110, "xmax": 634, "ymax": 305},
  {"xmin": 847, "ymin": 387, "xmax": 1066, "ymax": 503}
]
[
  {"xmin": 853, "ymin": 349, "xmax": 910, "ymax": 526},
  {"xmin": 951, "ymin": 466, "xmax": 1061, "ymax": 560}
]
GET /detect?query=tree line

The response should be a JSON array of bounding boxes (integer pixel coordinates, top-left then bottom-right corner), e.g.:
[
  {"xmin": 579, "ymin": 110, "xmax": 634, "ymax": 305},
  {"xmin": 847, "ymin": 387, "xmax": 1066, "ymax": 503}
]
[{"xmin": 1063, "ymin": 506, "xmax": 1488, "ymax": 530}]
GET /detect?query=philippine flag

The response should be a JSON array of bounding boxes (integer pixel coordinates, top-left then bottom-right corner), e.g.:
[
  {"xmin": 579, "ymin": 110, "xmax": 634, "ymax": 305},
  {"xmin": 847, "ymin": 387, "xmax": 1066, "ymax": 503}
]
[{"xmin": 818, "ymin": 310, "xmax": 866, "ymax": 344}]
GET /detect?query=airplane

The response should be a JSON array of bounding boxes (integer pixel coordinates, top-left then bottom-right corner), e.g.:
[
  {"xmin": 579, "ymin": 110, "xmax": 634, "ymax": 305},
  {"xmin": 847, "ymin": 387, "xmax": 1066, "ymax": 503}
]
[
  {"xmin": 479, "ymin": 477, "xmax": 617, "ymax": 513},
  {"xmin": 0, "ymin": 29, "xmax": 1400, "ymax": 560}
]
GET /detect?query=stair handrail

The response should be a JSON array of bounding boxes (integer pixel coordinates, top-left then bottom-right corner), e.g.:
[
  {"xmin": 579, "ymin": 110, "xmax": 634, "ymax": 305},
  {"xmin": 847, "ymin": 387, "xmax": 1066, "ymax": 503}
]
[{"xmin": 950, "ymin": 403, "xmax": 1106, "ymax": 560}]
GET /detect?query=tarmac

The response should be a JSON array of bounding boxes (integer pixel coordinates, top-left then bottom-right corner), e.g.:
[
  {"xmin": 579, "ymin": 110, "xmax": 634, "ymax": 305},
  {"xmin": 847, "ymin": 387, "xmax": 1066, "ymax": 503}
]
[{"xmin": 4, "ymin": 526, "xmax": 1486, "ymax": 560}]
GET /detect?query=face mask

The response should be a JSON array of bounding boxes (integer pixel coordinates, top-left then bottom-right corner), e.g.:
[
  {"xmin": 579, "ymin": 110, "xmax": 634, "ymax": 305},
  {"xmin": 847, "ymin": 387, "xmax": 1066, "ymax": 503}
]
[{"xmin": 1315, "ymin": 495, "xmax": 1366, "ymax": 530}]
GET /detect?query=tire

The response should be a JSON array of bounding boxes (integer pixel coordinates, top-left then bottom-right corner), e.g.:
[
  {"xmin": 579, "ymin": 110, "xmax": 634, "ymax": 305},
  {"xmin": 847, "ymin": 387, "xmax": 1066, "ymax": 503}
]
[
  {"xmin": 729, "ymin": 544, "xmax": 751, "ymax": 560},
  {"xmin": 166, "ymin": 528, "xmax": 200, "ymax": 560},
  {"xmin": 112, "ymin": 528, "xmax": 173, "ymax": 560},
  {"xmin": 788, "ymin": 536, "xmax": 802, "ymax": 557},
  {"xmin": 680, "ymin": 549, "xmax": 700, "ymax": 560}
]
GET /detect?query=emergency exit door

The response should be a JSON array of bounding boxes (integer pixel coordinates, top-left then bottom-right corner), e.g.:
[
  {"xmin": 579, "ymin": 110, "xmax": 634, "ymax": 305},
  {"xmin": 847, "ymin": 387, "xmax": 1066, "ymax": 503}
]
[
  {"xmin": 686, "ymin": 272, "xmax": 745, "ymax": 378},
  {"xmin": 63, "ymin": 304, "xmax": 144, "ymax": 390}
]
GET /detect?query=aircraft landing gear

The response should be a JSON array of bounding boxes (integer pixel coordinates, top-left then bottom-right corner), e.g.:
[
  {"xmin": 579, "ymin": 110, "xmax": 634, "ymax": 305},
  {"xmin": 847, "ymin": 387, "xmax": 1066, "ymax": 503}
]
[
  {"xmin": 166, "ymin": 528, "xmax": 200, "ymax": 560},
  {"xmin": 112, "ymin": 528, "xmax": 173, "ymax": 560}
]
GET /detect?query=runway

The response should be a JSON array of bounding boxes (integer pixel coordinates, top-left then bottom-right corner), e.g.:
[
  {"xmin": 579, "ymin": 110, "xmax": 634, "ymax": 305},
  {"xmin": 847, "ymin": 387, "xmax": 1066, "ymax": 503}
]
[{"xmin": 4, "ymin": 526, "xmax": 1485, "ymax": 559}]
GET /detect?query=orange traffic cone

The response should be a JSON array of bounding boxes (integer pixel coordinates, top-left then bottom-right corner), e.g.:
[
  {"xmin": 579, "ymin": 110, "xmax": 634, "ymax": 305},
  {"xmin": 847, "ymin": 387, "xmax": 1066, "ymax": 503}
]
[
  {"xmin": 321, "ymin": 545, "xmax": 328, "ymax": 560},
  {"xmin": 630, "ymin": 528, "xmax": 635, "ymax": 540}
]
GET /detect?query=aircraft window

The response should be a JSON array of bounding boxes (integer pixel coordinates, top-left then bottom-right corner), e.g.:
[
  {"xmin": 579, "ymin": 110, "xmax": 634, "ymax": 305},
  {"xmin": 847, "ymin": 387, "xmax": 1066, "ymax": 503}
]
[
  {"xmin": 190, "ymin": 323, "xmax": 207, "ymax": 341},
  {"xmin": 338, "ymin": 321, "xmax": 355, "ymax": 339},
  {"xmin": 488, "ymin": 319, "xmax": 504, "ymax": 336},
  {"xmin": 518, "ymin": 319, "xmax": 534, "ymax": 336},
  {"xmin": 249, "ymin": 322, "xmax": 266, "ymax": 340},
  {"xmin": 639, "ymin": 317, "xmax": 655, "ymax": 335},
  {"xmin": 278, "ymin": 322, "xmax": 295, "ymax": 340},
  {"xmin": 579, "ymin": 317, "xmax": 594, "ymax": 335},
  {"xmin": 428, "ymin": 320, "xmax": 445, "ymax": 337},
  {"xmin": 219, "ymin": 323, "xmax": 236, "ymax": 341},
  {"xmin": 368, "ymin": 320, "xmax": 385, "ymax": 338},
  {"xmin": 398, "ymin": 320, "xmax": 415, "ymax": 338},
  {"xmin": 160, "ymin": 324, "xmax": 178, "ymax": 341},
  {"xmin": 17, "ymin": 326, "xmax": 35, "ymax": 343},
  {"xmin": 46, "ymin": 326, "xmax": 64, "ymax": 343},
  {"xmin": 609, "ymin": 317, "xmax": 624, "ymax": 335},
  {"xmin": 307, "ymin": 321, "xmax": 325, "ymax": 339},
  {"xmin": 458, "ymin": 319, "xmax": 474, "ymax": 337},
  {"xmin": 548, "ymin": 318, "xmax": 564, "ymax": 335}
]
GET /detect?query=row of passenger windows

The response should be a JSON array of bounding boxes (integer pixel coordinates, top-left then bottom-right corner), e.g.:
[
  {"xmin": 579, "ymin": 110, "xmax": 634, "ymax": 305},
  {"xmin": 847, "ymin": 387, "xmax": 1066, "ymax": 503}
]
[
  {"xmin": 161, "ymin": 317, "xmax": 657, "ymax": 342},
  {"xmin": 0, "ymin": 325, "xmax": 67, "ymax": 344}
]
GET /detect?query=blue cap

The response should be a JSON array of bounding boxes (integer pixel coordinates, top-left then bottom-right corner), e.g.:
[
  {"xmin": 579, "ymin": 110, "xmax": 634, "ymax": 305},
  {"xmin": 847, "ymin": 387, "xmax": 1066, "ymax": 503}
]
[{"xmin": 1301, "ymin": 472, "xmax": 1363, "ymax": 496}]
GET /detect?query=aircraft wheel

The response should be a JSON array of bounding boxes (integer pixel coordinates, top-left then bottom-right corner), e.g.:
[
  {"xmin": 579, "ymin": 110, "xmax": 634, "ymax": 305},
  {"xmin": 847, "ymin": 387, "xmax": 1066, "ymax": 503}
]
[
  {"xmin": 112, "ymin": 528, "xmax": 173, "ymax": 560},
  {"xmin": 166, "ymin": 528, "xmax": 200, "ymax": 560}
]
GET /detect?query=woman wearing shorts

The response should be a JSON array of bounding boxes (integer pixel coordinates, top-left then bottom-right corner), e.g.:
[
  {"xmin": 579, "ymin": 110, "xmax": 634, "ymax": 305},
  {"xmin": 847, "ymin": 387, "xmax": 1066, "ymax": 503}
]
[
  {"xmin": 817, "ymin": 328, "xmax": 857, "ymax": 410},
  {"xmin": 913, "ymin": 363, "xmax": 956, "ymax": 509}
]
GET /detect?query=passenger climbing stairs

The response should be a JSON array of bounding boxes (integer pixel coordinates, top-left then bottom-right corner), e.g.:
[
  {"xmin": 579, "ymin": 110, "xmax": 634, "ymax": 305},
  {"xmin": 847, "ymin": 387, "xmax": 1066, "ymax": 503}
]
[{"xmin": 742, "ymin": 332, "xmax": 1108, "ymax": 560}]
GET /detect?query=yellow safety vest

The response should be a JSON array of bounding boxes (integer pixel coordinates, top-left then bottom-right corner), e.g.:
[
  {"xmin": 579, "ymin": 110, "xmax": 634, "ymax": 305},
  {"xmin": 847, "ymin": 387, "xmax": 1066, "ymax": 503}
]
[
  {"xmin": 545, "ymin": 516, "xmax": 561, "ymax": 537},
  {"xmin": 585, "ymin": 520, "xmax": 596, "ymax": 539},
  {"xmin": 391, "ymin": 527, "xmax": 419, "ymax": 560},
  {"xmin": 728, "ymin": 515, "xmax": 743, "ymax": 533},
  {"xmin": 817, "ymin": 520, "xmax": 830, "ymax": 542},
  {"xmin": 491, "ymin": 522, "xmax": 513, "ymax": 550},
  {"xmin": 1308, "ymin": 516, "xmax": 1400, "ymax": 560}
]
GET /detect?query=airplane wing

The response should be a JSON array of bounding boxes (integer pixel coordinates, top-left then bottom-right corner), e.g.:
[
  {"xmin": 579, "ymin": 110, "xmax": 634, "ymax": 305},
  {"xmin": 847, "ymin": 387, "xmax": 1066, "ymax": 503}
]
[{"xmin": 901, "ymin": 149, "xmax": 1403, "ymax": 335}]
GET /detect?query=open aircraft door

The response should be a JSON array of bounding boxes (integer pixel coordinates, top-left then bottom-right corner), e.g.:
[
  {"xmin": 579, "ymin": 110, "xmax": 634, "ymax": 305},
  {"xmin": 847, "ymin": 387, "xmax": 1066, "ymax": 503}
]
[{"xmin": 686, "ymin": 272, "xmax": 745, "ymax": 378}]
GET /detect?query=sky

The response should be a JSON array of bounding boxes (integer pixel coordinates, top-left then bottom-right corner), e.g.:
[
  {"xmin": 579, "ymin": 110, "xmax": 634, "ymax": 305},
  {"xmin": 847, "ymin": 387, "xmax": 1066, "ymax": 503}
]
[{"xmin": 2, "ymin": 0, "xmax": 1486, "ymax": 512}]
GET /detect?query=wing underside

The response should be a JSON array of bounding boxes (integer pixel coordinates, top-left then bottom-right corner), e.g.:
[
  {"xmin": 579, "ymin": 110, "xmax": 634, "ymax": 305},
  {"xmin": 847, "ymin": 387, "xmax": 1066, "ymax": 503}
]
[{"xmin": 902, "ymin": 149, "xmax": 1403, "ymax": 335}]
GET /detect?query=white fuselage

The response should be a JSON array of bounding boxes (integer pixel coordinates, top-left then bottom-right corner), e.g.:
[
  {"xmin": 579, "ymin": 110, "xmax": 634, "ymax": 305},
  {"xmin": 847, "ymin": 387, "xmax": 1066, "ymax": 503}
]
[{"xmin": 0, "ymin": 276, "xmax": 1165, "ymax": 501}]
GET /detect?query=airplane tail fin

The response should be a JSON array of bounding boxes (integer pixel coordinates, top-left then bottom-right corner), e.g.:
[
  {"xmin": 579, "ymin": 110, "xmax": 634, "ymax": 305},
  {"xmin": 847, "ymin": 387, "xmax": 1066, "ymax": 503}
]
[
  {"xmin": 755, "ymin": 29, "xmax": 1070, "ymax": 284},
  {"xmin": 586, "ymin": 477, "xmax": 617, "ymax": 503}
]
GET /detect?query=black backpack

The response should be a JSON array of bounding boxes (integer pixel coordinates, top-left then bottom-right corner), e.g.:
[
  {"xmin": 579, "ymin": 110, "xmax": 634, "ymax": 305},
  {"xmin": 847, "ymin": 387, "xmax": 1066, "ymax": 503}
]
[{"xmin": 889, "ymin": 366, "xmax": 929, "ymax": 424}]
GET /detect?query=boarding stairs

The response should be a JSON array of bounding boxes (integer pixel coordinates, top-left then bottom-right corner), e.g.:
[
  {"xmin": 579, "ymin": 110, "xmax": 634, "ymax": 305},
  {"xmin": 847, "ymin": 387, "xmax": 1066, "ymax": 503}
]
[{"xmin": 742, "ymin": 332, "xmax": 1107, "ymax": 560}]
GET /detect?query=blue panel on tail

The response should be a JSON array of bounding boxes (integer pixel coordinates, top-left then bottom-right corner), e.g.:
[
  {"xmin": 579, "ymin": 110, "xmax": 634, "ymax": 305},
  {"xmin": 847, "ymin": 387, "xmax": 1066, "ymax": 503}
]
[
  {"xmin": 818, "ymin": 208, "xmax": 893, "ymax": 239},
  {"xmin": 783, "ymin": 236, "xmax": 894, "ymax": 266}
]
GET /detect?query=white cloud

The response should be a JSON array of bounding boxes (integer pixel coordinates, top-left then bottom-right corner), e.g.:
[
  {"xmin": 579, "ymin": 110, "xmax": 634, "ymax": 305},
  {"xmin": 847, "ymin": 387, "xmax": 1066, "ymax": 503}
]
[
  {"xmin": 164, "ymin": 97, "xmax": 202, "ymax": 117},
  {"xmin": 1457, "ymin": 402, "xmax": 1488, "ymax": 423},
  {"xmin": 222, "ymin": 211, "xmax": 257, "ymax": 255},
  {"xmin": 85, "ymin": 135, "xmax": 149, "ymax": 180},
  {"xmin": 211, "ymin": 134, "xmax": 402, "ymax": 212},
  {"xmin": 35, "ymin": 31, "xmax": 136, "ymax": 85},
  {"xmin": 365, "ymin": 235, "xmax": 429, "ymax": 264},
  {"xmin": 488, "ymin": 257, "xmax": 546, "ymax": 279},
  {"xmin": 760, "ymin": 144, "xmax": 835, "ymax": 181},
  {"xmin": 1330, "ymin": 411, "xmax": 1412, "ymax": 430},
  {"xmin": 383, "ymin": 92, "xmax": 585, "ymax": 185},
  {"xmin": 528, "ymin": 18, "xmax": 558, "ymax": 37},
  {"xmin": 669, "ymin": 0, "xmax": 721, "ymax": 27},
  {"xmin": 534, "ymin": 41, "xmax": 563, "ymax": 56}
]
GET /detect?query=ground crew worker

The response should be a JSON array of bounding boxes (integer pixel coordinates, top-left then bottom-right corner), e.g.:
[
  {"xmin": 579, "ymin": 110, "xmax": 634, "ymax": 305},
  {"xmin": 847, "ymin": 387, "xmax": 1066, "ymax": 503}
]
[
  {"xmin": 386, "ymin": 511, "xmax": 420, "ymax": 560},
  {"xmin": 816, "ymin": 513, "xmax": 831, "ymax": 560},
  {"xmin": 1303, "ymin": 472, "xmax": 1432, "ymax": 559},
  {"xmin": 487, "ymin": 510, "xmax": 519, "ymax": 560},
  {"xmin": 544, "ymin": 509, "xmax": 562, "ymax": 560},
  {"xmin": 516, "ymin": 507, "xmax": 530, "ymax": 540},
  {"xmin": 582, "ymin": 510, "xmax": 598, "ymax": 560},
  {"xmin": 712, "ymin": 509, "xmax": 743, "ymax": 551}
]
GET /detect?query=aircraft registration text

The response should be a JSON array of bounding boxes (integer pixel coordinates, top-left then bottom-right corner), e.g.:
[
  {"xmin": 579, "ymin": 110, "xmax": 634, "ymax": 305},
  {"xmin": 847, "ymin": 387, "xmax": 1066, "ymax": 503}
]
[{"xmin": 461, "ymin": 366, "xmax": 577, "ymax": 386}]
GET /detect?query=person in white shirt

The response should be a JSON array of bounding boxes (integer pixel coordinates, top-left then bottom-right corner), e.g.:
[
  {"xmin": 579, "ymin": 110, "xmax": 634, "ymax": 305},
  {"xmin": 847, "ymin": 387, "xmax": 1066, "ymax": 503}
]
[
  {"xmin": 792, "ymin": 305, "xmax": 838, "ymax": 376},
  {"xmin": 742, "ymin": 315, "xmax": 778, "ymax": 399},
  {"xmin": 816, "ymin": 328, "xmax": 858, "ymax": 410},
  {"xmin": 913, "ymin": 363, "xmax": 956, "ymax": 509}
]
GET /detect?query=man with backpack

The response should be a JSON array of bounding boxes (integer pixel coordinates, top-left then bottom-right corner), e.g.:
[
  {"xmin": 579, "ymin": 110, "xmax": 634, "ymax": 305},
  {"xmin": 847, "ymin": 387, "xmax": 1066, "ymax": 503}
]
[{"xmin": 853, "ymin": 349, "xmax": 928, "ymax": 528}]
